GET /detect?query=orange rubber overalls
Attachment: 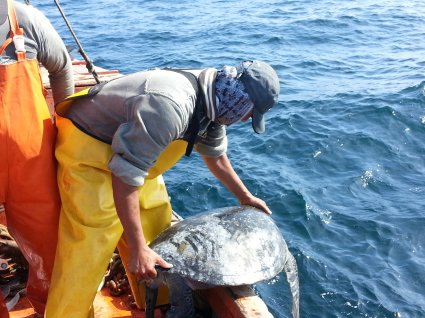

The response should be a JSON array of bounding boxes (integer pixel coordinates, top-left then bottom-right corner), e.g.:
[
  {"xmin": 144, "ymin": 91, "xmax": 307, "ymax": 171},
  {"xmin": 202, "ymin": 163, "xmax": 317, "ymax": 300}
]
[{"xmin": 0, "ymin": 0, "xmax": 60, "ymax": 315}]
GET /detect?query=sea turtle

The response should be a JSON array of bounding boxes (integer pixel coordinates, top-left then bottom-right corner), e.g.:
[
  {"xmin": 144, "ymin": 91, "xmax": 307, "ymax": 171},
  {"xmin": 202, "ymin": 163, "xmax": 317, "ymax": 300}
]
[{"xmin": 144, "ymin": 205, "xmax": 299, "ymax": 318}]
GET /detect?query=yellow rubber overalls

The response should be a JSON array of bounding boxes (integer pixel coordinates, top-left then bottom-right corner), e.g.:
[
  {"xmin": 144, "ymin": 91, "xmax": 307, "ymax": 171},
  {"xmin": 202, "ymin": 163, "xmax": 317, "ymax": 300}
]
[
  {"xmin": 0, "ymin": 0, "xmax": 60, "ymax": 315},
  {"xmin": 45, "ymin": 90, "xmax": 188, "ymax": 318}
]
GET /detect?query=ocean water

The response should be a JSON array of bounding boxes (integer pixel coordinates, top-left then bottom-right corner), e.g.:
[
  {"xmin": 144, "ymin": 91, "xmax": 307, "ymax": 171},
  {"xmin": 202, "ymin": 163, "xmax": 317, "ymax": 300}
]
[{"xmin": 37, "ymin": 0, "xmax": 425, "ymax": 317}]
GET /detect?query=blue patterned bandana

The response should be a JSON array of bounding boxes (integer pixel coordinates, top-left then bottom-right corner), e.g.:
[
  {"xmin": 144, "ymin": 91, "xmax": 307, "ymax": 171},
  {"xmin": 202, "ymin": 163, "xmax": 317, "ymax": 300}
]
[{"xmin": 214, "ymin": 66, "xmax": 254, "ymax": 126}]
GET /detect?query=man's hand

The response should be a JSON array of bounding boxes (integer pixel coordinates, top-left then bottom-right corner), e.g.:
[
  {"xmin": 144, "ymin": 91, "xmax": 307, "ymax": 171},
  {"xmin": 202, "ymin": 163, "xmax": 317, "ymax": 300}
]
[
  {"xmin": 129, "ymin": 245, "xmax": 173, "ymax": 281},
  {"xmin": 239, "ymin": 194, "xmax": 272, "ymax": 215},
  {"xmin": 111, "ymin": 174, "xmax": 173, "ymax": 280}
]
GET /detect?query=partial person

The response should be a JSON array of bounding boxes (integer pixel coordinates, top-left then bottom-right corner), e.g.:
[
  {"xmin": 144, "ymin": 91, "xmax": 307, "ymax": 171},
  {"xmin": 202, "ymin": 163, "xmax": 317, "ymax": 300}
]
[
  {"xmin": 0, "ymin": 0, "xmax": 74, "ymax": 316},
  {"xmin": 45, "ymin": 60, "xmax": 279, "ymax": 317}
]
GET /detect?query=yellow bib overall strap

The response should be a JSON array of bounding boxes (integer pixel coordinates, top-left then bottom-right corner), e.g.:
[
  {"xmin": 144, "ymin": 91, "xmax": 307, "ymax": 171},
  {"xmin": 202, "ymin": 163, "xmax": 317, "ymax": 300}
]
[{"xmin": 55, "ymin": 82, "xmax": 107, "ymax": 115}]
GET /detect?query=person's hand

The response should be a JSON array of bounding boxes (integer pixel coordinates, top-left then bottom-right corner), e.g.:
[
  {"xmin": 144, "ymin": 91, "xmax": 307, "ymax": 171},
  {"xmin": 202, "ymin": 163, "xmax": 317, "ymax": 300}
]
[
  {"xmin": 239, "ymin": 194, "xmax": 272, "ymax": 215},
  {"xmin": 129, "ymin": 245, "xmax": 173, "ymax": 281}
]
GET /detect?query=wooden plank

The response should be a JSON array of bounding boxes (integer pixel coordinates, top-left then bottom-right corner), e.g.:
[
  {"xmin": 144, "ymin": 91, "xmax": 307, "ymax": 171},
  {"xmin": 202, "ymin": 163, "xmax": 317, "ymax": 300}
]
[
  {"xmin": 198, "ymin": 286, "xmax": 273, "ymax": 318},
  {"xmin": 232, "ymin": 286, "xmax": 274, "ymax": 318}
]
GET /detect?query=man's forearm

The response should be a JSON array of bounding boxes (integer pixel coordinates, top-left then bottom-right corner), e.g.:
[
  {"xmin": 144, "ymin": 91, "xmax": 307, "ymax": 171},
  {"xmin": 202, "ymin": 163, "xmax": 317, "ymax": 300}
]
[
  {"xmin": 202, "ymin": 154, "xmax": 251, "ymax": 201},
  {"xmin": 203, "ymin": 154, "xmax": 272, "ymax": 214},
  {"xmin": 111, "ymin": 174, "xmax": 147, "ymax": 250}
]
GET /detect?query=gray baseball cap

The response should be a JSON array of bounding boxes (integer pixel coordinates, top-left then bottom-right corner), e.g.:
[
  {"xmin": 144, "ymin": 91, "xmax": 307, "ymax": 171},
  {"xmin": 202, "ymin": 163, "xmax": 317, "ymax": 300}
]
[{"xmin": 239, "ymin": 60, "xmax": 280, "ymax": 134}]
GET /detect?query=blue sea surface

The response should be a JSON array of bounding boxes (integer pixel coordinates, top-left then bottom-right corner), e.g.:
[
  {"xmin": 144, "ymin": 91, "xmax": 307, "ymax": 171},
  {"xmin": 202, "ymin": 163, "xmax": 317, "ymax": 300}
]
[{"xmin": 37, "ymin": 0, "xmax": 425, "ymax": 317}]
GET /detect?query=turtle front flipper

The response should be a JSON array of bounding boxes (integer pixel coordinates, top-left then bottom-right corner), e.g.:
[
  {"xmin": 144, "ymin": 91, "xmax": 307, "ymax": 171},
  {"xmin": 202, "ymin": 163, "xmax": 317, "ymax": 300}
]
[{"xmin": 144, "ymin": 283, "xmax": 158, "ymax": 318}]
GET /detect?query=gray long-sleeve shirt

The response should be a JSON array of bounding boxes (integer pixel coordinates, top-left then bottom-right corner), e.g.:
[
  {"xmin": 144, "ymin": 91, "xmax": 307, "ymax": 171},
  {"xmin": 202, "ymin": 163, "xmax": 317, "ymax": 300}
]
[
  {"xmin": 0, "ymin": 2, "xmax": 74, "ymax": 103},
  {"xmin": 58, "ymin": 68, "xmax": 227, "ymax": 186}
]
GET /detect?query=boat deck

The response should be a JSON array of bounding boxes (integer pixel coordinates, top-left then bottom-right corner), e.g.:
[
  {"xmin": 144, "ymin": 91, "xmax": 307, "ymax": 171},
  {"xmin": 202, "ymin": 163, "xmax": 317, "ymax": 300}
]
[
  {"xmin": 10, "ymin": 289, "xmax": 156, "ymax": 317},
  {"xmin": 9, "ymin": 285, "xmax": 272, "ymax": 318}
]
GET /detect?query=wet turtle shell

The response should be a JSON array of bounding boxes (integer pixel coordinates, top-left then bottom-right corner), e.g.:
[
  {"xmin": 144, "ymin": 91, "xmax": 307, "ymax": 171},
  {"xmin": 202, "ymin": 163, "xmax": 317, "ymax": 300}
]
[{"xmin": 149, "ymin": 205, "xmax": 289, "ymax": 287}]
